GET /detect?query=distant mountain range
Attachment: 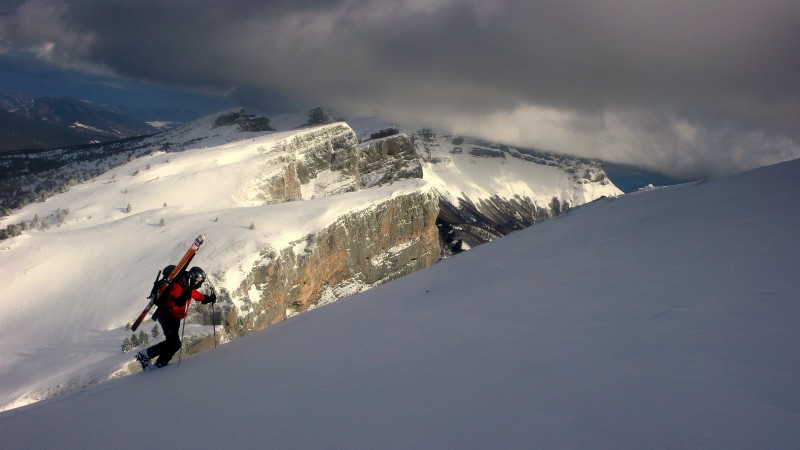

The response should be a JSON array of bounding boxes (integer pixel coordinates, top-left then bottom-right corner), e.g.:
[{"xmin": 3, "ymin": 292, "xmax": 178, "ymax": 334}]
[{"xmin": 0, "ymin": 93, "xmax": 159, "ymax": 152}]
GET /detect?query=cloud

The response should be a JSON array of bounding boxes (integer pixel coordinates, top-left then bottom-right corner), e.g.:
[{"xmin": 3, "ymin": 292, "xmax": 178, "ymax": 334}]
[{"xmin": 1, "ymin": 0, "xmax": 799, "ymax": 177}]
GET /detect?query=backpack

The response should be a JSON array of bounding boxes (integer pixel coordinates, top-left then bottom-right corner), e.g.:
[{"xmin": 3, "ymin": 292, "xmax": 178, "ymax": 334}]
[{"xmin": 151, "ymin": 265, "xmax": 178, "ymax": 307}]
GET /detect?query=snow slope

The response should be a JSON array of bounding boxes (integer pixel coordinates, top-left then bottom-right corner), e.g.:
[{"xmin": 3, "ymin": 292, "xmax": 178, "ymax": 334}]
[
  {"xmin": 1, "ymin": 158, "xmax": 798, "ymax": 449},
  {"xmin": 0, "ymin": 114, "xmax": 618, "ymax": 411},
  {"xmin": 0, "ymin": 122, "xmax": 426, "ymax": 410}
]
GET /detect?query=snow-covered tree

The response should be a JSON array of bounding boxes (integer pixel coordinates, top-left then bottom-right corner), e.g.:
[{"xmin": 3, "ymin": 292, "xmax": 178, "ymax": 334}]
[
  {"xmin": 305, "ymin": 107, "xmax": 338, "ymax": 126},
  {"xmin": 138, "ymin": 330, "xmax": 149, "ymax": 346},
  {"xmin": 56, "ymin": 208, "xmax": 70, "ymax": 225}
]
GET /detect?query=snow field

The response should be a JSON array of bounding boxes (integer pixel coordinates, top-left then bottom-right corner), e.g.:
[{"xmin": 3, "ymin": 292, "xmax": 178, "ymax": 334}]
[{"xmin": 0, "ymin": 158, "xmax": 798, "ymax": 448}]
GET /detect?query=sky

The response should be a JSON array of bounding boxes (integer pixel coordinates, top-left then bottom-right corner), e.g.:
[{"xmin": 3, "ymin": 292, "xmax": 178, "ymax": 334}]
[{"xmin": 1, "ymin": 0, "xmax": 799, "ymax": 178}]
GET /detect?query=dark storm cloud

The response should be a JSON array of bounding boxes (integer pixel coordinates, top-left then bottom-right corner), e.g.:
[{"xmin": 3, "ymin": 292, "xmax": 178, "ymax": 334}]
[{"xmin": 1, "ymin": 0, "xmax": 799, "ymax": 177}]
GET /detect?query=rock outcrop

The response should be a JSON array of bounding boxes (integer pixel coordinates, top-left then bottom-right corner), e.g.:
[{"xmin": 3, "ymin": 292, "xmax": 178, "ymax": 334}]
[
  {"xmin": 232, "ymin": 188, "xmax": 440, "ymax": 334},
  {"xmin": 252, "ymin": 123, "xmax": 361, "ymax": 203},
  {"xmin": 358, "ymin": 135, "xmax": 422, "ymax": 187},
  {"xmin": 250, "ymin": 125, "xmax": 423, "ymax": 203}
]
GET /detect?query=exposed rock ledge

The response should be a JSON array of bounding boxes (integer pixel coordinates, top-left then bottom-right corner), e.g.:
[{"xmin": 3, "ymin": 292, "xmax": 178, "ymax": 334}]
[{"xmin": 228, "ymin": 188, "xmax": 439, "ymax": 336}]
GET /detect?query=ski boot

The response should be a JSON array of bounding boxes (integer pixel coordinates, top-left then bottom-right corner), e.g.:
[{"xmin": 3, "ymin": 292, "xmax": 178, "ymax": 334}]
[{"xmin": 135, "ymin": 349, "xmax": 153, "ymax": 371}]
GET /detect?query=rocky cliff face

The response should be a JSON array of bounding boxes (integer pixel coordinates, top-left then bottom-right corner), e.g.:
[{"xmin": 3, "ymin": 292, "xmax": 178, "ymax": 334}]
[
  {"xmin": 251, "ymin": 124, "xmax": 423, "ymax": 203},
  {"xmin": 207, "ymin": 128, "xmax": 435, "ymax": 336},
  {"xmin": 230, "ymin": 188, "xmax": 440, "ymax": 335},
  {"xmin": 252, "ymin": 123, "xmax": 361, "ymax": 203},
  {"xmin": 358, "ymin": 134, "xmax": 422, "ymax": 187}
]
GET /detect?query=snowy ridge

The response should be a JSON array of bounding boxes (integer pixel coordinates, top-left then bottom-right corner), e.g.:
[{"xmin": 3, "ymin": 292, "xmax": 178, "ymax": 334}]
[
  {"xmin": 418, "ymin": 133, "xmax": 619, "ymax": 208},
  {"xmin": 0, "ymin": 158, "xmax": 798, "ymax": 448},
  {"xmin": 0, "ymin": 112, "xmax": 619, "ymax": 411},
  {"xmin": 0, "ymin": 122, "xmax": 422, "ymax": 410}
]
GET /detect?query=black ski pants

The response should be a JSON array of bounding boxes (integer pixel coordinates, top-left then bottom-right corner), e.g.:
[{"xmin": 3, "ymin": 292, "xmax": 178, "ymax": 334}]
[{"xmin": 145, "ymin": 312, "xmax": 182, "ymax": 366}]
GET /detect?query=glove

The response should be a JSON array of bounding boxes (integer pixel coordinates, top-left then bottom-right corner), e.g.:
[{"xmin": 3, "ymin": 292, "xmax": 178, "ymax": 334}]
[{"xmin": 202, "ymin": 293, "xmax": 217, "ymax": 304}]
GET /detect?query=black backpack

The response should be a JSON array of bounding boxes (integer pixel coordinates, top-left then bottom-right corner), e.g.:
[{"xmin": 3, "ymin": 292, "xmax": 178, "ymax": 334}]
[{"xmin": 151, "ymin": 265, "xmax": 179, "ymax": 307}]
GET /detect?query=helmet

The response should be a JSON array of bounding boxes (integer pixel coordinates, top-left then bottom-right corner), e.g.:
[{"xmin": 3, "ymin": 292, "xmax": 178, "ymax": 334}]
[{"xmin": 186, "ymin": 266, "xmax": 206, "ymax": 289}]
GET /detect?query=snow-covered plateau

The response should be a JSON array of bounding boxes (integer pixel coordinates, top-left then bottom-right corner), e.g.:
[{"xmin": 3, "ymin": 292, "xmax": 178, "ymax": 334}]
[
  {"xmin": 0, "ymin": 112, "xmax": 620, "ymax": 412},
  {"xmin": 1, "ymin": 149, "xmax": 799, "ymax": 448}
]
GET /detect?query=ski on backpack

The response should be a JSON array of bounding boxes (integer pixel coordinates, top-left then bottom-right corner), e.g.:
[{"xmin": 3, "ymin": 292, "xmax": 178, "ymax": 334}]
[{"xmin": 130, "ymin": 234, "xmax": 205, "ymax": 331}]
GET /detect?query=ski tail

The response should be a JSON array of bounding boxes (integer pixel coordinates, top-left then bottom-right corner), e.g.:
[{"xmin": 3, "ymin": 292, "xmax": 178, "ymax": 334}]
[
  {"xmin": 130, "ymin": 300, "xmax": 155, "ymax": 331},
  {"xmin": 130, "ymin": 234, "xmax": 205, "ymax": 331}
]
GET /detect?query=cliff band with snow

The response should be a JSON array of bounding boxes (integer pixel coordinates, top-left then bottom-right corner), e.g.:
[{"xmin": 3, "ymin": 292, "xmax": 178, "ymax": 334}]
[{"xmin": 0, "ymin": 113, "xmax": 619, "ymax": 410}]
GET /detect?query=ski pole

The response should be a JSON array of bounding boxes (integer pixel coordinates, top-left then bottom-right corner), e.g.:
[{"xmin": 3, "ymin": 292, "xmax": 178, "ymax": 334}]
[
  {"xmin": 178, "ymin": 315, "xmax": 186, "ymax": 366},
  {"xmin": 211, "ymin": 301, "xmax": 218, "ymax": 349},
  {"xmin": 207, "ymin": 283, "xmax": 218, "ymax": 348}
]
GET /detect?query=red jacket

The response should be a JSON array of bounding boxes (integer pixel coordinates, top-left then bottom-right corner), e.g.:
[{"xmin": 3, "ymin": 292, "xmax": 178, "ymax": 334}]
[{"xmin": 157, "ymin": 279, "xmax": 208, "ymax": 319}]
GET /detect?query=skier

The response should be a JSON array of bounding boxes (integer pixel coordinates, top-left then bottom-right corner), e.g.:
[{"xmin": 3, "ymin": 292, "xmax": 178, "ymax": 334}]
[{"xmin": 136, "ymin": 266, "xmax": 216, "ymax": 370}]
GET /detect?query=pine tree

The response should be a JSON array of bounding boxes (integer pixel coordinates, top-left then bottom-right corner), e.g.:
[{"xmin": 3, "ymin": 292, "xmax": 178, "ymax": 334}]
[
  {"xmin": 306, "ymin": 107, "xmax": 337, "ymax": 126},
  {"xmin": 122, "ymin": 338, "xmax": 132, "ymax": 353},
  {"xmin": 131, "ymin": 333, "xmax": 140, "ymax": 347},
  {"xmin": 249, "ymin": 222, "xmax": 255, "ymax": 230},
  {"xmin": 125, "ymin": 323, "xmax": 131, "ymax": 331},
  {"xmin": 151, "ymin": 325, "xmax": 160, "ymax": 339},
  {"xmin": 138, "ymin": 330, "xmax": 149, "ymax": 346},
  {"xmin": 56, "ymin": 208, "xmax": 69, "ymax": 225}
]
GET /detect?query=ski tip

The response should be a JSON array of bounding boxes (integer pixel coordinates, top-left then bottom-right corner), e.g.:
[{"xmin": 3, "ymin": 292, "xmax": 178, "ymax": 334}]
[{"xmin": 196, "ymin": 234, "xmax": 205, "ymax": 244}]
